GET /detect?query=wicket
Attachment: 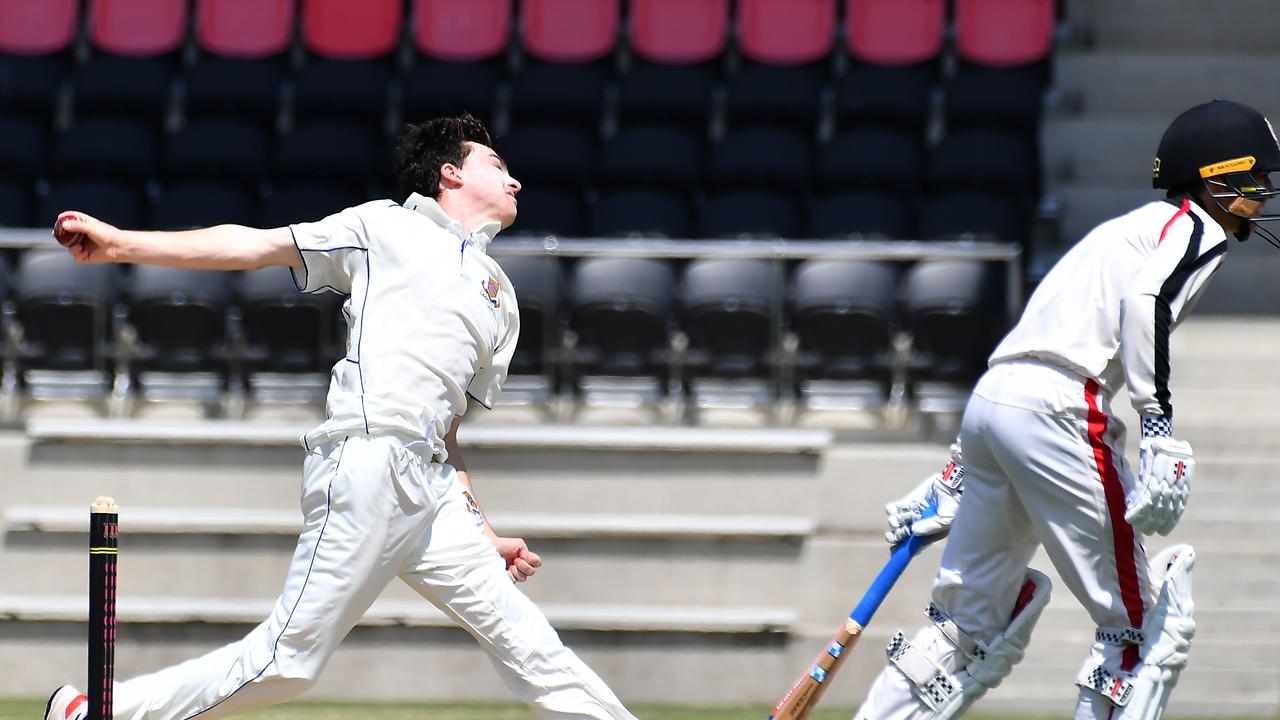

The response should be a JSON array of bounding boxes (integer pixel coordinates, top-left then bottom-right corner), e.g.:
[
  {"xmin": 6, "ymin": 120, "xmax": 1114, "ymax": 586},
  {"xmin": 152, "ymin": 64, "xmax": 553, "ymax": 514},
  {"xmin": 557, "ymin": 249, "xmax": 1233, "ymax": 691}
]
[{"xmin": 88, "ymin": 497, "xmax": 118, "ymax": 720}]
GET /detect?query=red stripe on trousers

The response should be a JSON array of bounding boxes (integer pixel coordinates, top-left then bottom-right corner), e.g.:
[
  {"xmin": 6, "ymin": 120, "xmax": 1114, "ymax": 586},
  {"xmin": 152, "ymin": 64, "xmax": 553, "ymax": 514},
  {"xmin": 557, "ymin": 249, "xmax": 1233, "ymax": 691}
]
[{"xmin": 1084, "ymin": 379, "xmax": 1145, "ymax": 670}]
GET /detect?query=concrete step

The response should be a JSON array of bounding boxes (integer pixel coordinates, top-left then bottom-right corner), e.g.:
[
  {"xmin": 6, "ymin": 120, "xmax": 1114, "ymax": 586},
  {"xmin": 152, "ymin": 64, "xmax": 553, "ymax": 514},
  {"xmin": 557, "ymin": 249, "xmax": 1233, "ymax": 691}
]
[
  {"xmin": 1053, "ymin": 52, "xmax": 1280, "ymax": 119},
  {"xmin": 1042, "ymin": 117, "xmax": 1161, "ymax": 186},
  {"xmin": 1078, "ymin": 0, "xmax": 1280, "ymax": 51}
]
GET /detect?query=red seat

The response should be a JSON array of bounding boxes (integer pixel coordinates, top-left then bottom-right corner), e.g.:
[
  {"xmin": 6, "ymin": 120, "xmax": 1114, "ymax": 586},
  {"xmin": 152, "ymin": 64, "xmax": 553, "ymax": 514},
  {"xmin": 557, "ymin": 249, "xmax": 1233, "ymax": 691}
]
[
  {"xmin": 520, "ymin": 0, "xmax": 620, "ymax": 63},
  {"xmin": 629, "ymin": 0, "xmax": 729, "ymax": 64},
  {"xmin": 88, "ymin": 0, "xmax": 188, "ymax": 56},
  {"xmin": 846, "ymin": 0, "xmax": 945, "ymax": 66},
  {"xmin": 0, "ymin": 0, "xmax": 78, "ymax": 55},
  {"xmin": 955, "ymin": 0, "xmax": 1056, "ymax": 67},
  {"xmin": 301, "ymin": 0, "xmax": 403, "ymax": 60},
  {"xmin": 196, "ymin": 0, "xmax": 295, "ymax": 59},
  {"xmin": 412, "ymin": 0, "xmax": 512, "ymax": 62},
  {"xmin": 737, "ymin": 0, "xmax": 836, "ymax": 65}
]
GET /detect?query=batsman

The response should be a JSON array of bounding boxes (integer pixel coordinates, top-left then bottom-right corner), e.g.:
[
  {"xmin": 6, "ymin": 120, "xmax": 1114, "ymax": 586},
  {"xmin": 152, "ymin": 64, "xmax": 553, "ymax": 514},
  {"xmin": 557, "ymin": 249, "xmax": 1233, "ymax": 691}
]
[{"xmin": 854, "ymin": 99, "xmax": 1280, "ymax": 719}]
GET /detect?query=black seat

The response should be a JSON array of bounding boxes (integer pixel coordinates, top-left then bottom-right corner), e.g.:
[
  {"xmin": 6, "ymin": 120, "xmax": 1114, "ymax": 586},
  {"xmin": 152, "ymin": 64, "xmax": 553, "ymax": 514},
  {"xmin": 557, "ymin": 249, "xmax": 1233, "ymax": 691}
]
[
  {"xmin": 0, "ymin": 54, "xmax": 68, "ymax": 121},
  {"xmin": 127, "ymin": 265, "xmax": 234, "ymax": 373},
  {"xmin": 273, "ymin": 121, "xmax": 381, "ymax": 190},
  {"xmin": 597, "ymin": 124, "xmax": 704, "ymax": 191},
  {"xmin": 73, "ymin": 54, "xmax": 175, "ymax": 124},
  {"xmin": 163, "ymin": 119, "xmax": 270, "ymax": 182},
  {"xmin": 928, "ymin": 128, "xmax": 1039, "ymax": 199},
  {"xmin": 151, "ymin": 182, "xmax": 257, "ymax": 231},
  {"xmin": 499, "ymin": 123, "xmax": 596, "ymax": 191},
  {"xmin": 39, "ymin": 180, "xmax": 146, "ymax": 229},
  {"xmin": 945, "ymin": 64, "xmax": 1045, "ymax": 136},
  {"xmin": 0, "ymin": 179, "xmax": 33, "ymax": 227},
  {"xmin": 0, "ymin": 114, "xmax": 48, "ymax": 182},
  {"xmin": 402, "ymin": 60, "xmax": 503, "ymax": 127},
  {"xmin": 698, "ymin": 190, "xmax": 802, "ymax": 239},
  {"xmin": 12, "ymin": 249, "xmax": 121, "ymax": 371},
  {"xmin": 725, "ymin": 61, "xmax": 827, "ymax": 133},
  {"xmin": 570, "ymin": 257, "xmax": 676, "ymax": 378},
  {"xmin": 260, "ymin": 183, "xmax": 363, "ymax": 227},
  {"xmin": 810, "ymin": 190, "xmax": 915, "ymax": 239},
  {"xmin": 293, "ymin": 58, "xmax": 393, "ymax": 131},
  {"xmin": 819, "ymin": 128, "xmax": 925, "ymax": 193},
  {"xmin": 616, "ymin": 62, "xmax": 717, "ymax": 133},
  {"xmin": 507, "ymin": 60, "xmax": 610, "ymax": 131},
  {"xmin": 919, "ymin": 191, "xmax": 1027, "ymax": 244},
  {"xmin": 791, "ymin": 259, "xmax": 897, "ymax": 384},
  {"xmin": 509, "ymin": 187, "xmax": 584, "ymax": 237},
  {"xmin": 184, "ymin": 56, "xmax": 286, "ymax": 129},
  {"xmin": 52, "ymin": 119, "xmax": 158, "ymax": 182},
  {"xmin": 834, "ymin": 64, "xmax": 935, "ymax": 133},
  {"xmin": 708, "ymin": 126, "xmax": 813, "ymax": 191},
  {"xmin": 239, "ymin": 266, "xmax": 337, "ymax": 374},
  {"xmin": 590, "ymin": 189, "xmax": 692, "ymax": 239},
  {"xmin": 494, "ymin": 254, "xmax": 565, "ymax": 378},
  {"xmin": 903, "ymin": 259, "xmax": 1006, "ymax": 388},
  {"xmin": 680, "ymin": 258, "xmax": 779, "ymax": 379}
]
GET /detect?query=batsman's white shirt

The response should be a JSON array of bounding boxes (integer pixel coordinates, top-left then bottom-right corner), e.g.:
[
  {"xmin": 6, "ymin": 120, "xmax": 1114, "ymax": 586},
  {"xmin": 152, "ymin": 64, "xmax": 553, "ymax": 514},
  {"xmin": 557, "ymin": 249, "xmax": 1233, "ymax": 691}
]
[
  {"xmin": 990, "ymin": 197, "xmax": 1228, "ymax": 419},
  {"xmin": 288, "ymin": 192, "xmax": 519, "ymax": 456}
]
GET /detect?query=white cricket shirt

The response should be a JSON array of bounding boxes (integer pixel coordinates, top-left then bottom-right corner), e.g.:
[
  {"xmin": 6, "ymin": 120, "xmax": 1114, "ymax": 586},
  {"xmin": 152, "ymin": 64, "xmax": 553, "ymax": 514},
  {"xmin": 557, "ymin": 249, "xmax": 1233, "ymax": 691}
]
[
  {"xmin": 989, "ymin": 196, "xmax": 1229, "ymax": 419},
  {"xmin": 288, "ymin": 193, "xmax": 519, "ymax": 457}
]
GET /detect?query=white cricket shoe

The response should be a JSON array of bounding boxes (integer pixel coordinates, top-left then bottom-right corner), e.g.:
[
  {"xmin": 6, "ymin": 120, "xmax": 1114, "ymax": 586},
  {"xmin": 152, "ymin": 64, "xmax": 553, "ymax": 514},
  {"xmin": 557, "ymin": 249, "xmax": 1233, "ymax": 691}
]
[{"xmin": 44, "ymin": 685, "xmax": 87, "ymax": 720}]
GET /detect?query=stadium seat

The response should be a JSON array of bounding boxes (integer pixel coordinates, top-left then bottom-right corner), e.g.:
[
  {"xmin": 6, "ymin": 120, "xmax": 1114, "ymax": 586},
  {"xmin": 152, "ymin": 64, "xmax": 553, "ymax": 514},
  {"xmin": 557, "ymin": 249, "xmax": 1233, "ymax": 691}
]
[
  {"xmin": 494, "ymin": 253, "xmax": 563, "ymax": 378},
  {"xmin": 681, "ymin": 257, "xmax": 780, "ymax": 382},
  {"xmin": 150, "ymin": 181, "xmax": 258, "ymax": 231},
  {"xmin": 955, "ymin": 0, "xmax": 1057, "ymax": 68},
  {"xmin": 708, "ymin": 127, "xmax": 813, "ymax": 191},
  {"xmin": 163, "ymin": 120, "xmax": 270, "ymax": 182},
  {"xmin": 76, "ymin": 0, "xmax": 188, "ymax": 123},
  {"xmin": 238, "ymin": 266, "xmax": 338, "ymax": 406},
  {"xmin": 196, "ymin": 0, "xmax": 295, "ymax": 58},
  {"xmin": 508, "ymin": 187, "xmax": 584, "ymax": 237},
  {"xmin": 301, "ymin": 0, "xmax": 402, "ymax": 60},
  {"xmin": 903, "ymin": 259, "xmax": 1006, "ymax": 393},
  {"xmin": 259, "ymin": 183, "xmax": 364, "ymax": 227},
  {"xmin": 725, "ymin": 62, "xmax": 827, "ymax": 132},
  {"xmin": 0, "ymin": 180, "xmax": 33, "ymax": 227},
  {"xmin": 589, "ymin": 189, "xmax": 693, "ymax": 238},
  {"xmin": 845, "ymin": 0, "xmax": 945, "ymax": 67},
  {"xmin": 927, "ymin": 129, "xmax": 1039, "ymax": 199},
  {"xmin": 273, "ymin": 121, "xmax": 381, "ymax": 189},
  {"xmin": 510, "ymin": 0, "xmax": 620, "ymax": 129},
  {"xmin": 597, "ymin": 125, "xmax": 704, "ymax": 191},
  {"xmin": 0, "ymin": 0, "xmax": 77, "ymax": 119},
  {"xmin": 187, "ymin": 0, "xmax": 294, "ymax": 129},
  {"xmin": 819, "ymin": 128, "xmax": 925, "ymax": 192},
  {"xmin": 791, "ymin": 258, "xmax": 896, "ymax": 406},
  {"xmin": 919, "ymin": 191, "xmax": 1028, "ymax": 244},
  {"xmin": 618, "ymin": 0, "xmax": 727, "ymax": 131},
  {"xmin": 127, "ymin": 265, "xmax": 234, "ymax": 374},
  {"xmin": 52, "ymin": 119, "xmax": 159, "ymax": 182},
  {"xmin": 39, "ymin": 180, "xmax": 147, "ymax": 230},
  {"xmin": 570, "ymin": 257, "xmax": 676, "ymax": 377},
  {"xmin": 833, "ymin": 64, "xmax": 935, "ymax": 132},
  {"xmin": 737, "ymin": 0, "xmax": 837, "ymax": 65},
  {"xmin": 498, "ymin": 124, "xmax": 596, "ymax": 191},
  {"xmin": 809, "ymin": 190, "xmax": 915, "ymax": 239},
  {"xmin": 293, "ymin": 59, "xmax": 393, "ymax": 129},
  {"xmin": 0, "ymin": 115, "xmax": 48, "ymax": 181},
  {"xmin": 403, "ymin": 0, "xmax": 512, "ymax": 125},
  {"xmin": 945, "ymin": 64, "xmax": 1046, "ymax": 135},
  {"xmin": 698, "ymin": 190, "xmax": 803, "ymax": 239},
  {"xmin": 12, "ymin": 249, "xmax": 121, "ymax": 373}
]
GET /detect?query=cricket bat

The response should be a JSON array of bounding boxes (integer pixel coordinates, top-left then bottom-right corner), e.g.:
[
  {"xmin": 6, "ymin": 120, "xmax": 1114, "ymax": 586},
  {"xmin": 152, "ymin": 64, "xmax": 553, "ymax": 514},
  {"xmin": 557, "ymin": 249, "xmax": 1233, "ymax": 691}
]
[{"xmin": 768, "ymin": 502, "xmax": 940, "ymax": 720}]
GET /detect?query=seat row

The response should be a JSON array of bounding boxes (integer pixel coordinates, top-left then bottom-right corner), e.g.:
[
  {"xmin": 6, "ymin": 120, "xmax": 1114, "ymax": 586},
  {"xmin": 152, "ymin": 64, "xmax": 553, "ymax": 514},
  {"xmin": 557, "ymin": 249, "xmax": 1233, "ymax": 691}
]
[{"xmin": 0, "ymin": 248, "xmax": 1009, "ymax": 421}]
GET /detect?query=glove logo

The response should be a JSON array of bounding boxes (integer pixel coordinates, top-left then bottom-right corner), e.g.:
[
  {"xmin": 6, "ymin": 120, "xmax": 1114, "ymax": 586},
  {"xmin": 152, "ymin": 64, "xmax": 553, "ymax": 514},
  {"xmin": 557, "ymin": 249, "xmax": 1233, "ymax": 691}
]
[{"xmin": 1174, "ymin": 461, "xmax": 1186, "ymax": 480}]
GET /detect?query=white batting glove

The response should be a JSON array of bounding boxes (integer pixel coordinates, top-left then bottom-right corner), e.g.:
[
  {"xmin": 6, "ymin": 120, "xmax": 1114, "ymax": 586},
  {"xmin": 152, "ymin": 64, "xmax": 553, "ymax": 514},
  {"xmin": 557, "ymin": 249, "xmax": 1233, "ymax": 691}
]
[
  {"xmin": 1125, "ymin": 436, "xmax": 1195, "ymax": 537},
  {"xmin": 885, "ymin": 441, "xmax": 964, "ymax": 545}
]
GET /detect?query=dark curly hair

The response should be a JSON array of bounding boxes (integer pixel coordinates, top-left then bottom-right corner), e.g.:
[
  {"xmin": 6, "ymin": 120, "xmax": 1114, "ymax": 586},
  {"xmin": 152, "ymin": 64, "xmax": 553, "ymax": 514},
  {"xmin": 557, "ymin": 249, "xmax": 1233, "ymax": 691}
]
[{"xmin": 394, "ymin": 114, "xmax": 494, "ymax": 201}]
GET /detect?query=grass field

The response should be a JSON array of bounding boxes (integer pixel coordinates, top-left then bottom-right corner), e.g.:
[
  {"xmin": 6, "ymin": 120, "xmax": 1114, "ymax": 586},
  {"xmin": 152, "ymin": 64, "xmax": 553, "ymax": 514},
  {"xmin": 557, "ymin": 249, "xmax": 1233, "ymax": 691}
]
[{"xmin": 0, "ymin": 697, "xmax": 1077, "ymax": 720}]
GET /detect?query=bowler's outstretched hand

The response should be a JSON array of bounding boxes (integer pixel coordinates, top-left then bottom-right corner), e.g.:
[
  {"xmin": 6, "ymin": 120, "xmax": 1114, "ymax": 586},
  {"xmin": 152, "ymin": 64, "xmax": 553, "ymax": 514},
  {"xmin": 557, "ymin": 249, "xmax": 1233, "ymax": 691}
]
[{"xmin": 53, "ymin": 211, "xmax": 119, "ymax": 264}]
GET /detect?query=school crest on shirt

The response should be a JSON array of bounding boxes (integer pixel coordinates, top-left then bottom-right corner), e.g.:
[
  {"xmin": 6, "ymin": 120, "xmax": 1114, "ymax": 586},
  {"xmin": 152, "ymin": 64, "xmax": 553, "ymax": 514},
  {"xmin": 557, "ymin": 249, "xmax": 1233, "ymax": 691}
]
[{"xmin": 481, "ymin": 277, "xmax": 501, "ymax": 308}]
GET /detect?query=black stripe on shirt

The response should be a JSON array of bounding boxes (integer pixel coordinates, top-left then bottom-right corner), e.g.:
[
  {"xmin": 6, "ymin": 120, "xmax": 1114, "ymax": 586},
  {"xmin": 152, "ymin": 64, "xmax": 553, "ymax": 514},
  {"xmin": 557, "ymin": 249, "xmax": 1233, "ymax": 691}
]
[{"xmin": 1153, "ymin": 209, "xmax": 1206, "ymax": 419}]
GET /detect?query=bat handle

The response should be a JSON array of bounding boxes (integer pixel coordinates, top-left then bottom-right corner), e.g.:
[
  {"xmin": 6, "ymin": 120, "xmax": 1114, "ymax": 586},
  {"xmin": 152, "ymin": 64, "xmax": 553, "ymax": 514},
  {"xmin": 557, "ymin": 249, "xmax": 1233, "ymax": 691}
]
[{"xmin": 849, "ymin": 499, "xmax": 940, "ymax": 626}]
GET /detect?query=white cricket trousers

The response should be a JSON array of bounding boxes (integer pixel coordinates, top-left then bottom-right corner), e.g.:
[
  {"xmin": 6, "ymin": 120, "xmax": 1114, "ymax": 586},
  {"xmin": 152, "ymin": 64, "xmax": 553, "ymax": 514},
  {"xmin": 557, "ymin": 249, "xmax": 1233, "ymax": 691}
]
[
  {"xmin": 855, "ymin": 361, "xmax": 1156, "ymax": 720},
  {"xmin": 112, "ymin": 434, "xmax": 638, "ymax": 720}
]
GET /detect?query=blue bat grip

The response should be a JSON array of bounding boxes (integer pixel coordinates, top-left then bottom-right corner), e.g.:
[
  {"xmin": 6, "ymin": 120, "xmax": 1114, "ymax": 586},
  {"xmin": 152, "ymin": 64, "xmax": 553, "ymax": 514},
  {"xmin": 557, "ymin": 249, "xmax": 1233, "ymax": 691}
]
[{"xmin": 849, "ymin": 500, "xmax": 940, "ymax": 627}]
